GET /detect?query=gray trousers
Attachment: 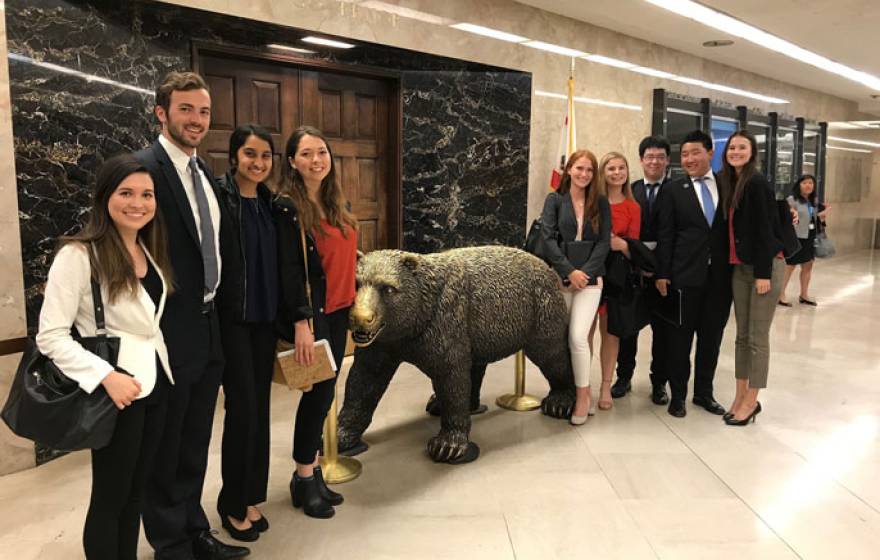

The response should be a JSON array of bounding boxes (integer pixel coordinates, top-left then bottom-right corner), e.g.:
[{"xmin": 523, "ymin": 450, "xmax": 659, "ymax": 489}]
[{"xmin": 732, "ymin": 259, "xmax": 784, "ymax": 389}]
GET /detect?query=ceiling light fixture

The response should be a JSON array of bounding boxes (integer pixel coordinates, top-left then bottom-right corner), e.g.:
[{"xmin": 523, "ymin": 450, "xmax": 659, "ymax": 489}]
[
  {"xmin": 828, "ymin": 136, "xmax": 880, "ymax": 148},
  {"xmin": 645, "ymin": 0, "xmax": 880, "ymax": 91},
  {"xmin": 523, "ymin": 41, "xmax": 587, "ymax": 58},
  {"xmin": 450, "ymin": 23, "xmax": 528, "ymax": 43},
  {"xmin": 301, "ymin": 36, "xmax": 356, "ymax": 49},
  {"xmin": 827, "ymin": 145, "xmax": 873, "ymax": 154},
  {"xmin": 267, "ymin": 44, "xmax": 316, "ymax": 54},
  {"xmin": 828, "ymin": 121, "xmax": 880, "ymax": 130},
  {"xmin": 363, "ymin": 1, "xmax": 454, "ymax": 25},
  {"xmin": 536, "ymin": 90, "xmax": 642, "ymax": 111},
  {"xmin": 581, "ymin": 54, "xmax": 636, "ymax": 69}
]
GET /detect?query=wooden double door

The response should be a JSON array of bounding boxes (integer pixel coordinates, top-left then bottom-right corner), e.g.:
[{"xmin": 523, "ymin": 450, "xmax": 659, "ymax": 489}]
[{"xmin": 198, "ymin": 53, "xmax": 399, "ymax": 252}]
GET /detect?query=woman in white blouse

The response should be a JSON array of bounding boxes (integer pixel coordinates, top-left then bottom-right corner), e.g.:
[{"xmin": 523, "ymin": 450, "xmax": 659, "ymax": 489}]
[{"xmin": 35, "ymin": 154, "xmax": 174, "ymax": 560}]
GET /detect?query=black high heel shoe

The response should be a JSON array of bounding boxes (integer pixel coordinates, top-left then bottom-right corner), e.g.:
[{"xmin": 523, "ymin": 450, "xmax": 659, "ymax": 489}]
[
  {"xmin": 725, "ymin": 402, "xmax": 762, "ymax": 426},
  {"xmin": 250, "ymin": 514, "xmax": 269, "ymax": 533},
  {"xmin": 290, "ymin": 474, "xmax": 335, "ymax": 519},
  {"xmin": 314, "ymin": 465, "xmax": 344, "ymax": 506}
]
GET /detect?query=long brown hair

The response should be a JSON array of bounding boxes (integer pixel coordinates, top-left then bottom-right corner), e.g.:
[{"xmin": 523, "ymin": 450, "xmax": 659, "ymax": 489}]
[
  {"xmin": 719, "ymin": 130, "xmax": 759, "ymax": 211},
  {"xmin": 597, "ymin": 152, "xmax": 635, "ymax": 201},
  {"xmin": 557, "ymin": 149, "xmax": 601, "ymax": 233},
  {"xmin": 280, "ymin": 126, "xmax": 358, "ymax": 237},
  {"xmin": 61, "ymin": 154, "xmax": 173, "ymax": 303}
]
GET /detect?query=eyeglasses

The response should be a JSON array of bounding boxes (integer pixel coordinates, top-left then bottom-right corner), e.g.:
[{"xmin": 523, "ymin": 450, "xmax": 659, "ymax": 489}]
[{"xmin": 642, "ymin": 155, "xmax": 668, "ymax": 162}]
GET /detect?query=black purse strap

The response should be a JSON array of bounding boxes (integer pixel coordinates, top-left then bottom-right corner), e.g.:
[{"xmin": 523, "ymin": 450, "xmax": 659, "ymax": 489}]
[{"xmin": 87, "ymin": 244, "xmax": 107, "ymax": 338}]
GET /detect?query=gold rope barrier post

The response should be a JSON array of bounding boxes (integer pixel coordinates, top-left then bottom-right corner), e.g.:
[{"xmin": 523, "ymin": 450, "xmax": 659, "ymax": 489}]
[
  {"xmin": 495, "ymin": 350, "xmax": 541, "ymax": 411},
  {"xmin": 319, "ymin": 390, "xmax": 362, "ymax": 484}
]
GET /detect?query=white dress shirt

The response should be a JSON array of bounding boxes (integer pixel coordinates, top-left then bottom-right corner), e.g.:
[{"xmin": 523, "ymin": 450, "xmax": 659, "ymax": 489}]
[
  {"xmin": 689, "ymin": 169, "xmax": 719, "ymax": 220},
  {"xmin": 36, "ymin": 242, "xmax": 174, "ymax": 398},
  {"xmin": 158, "ymin": 134, "xmax": 222, "ymax": 301}
]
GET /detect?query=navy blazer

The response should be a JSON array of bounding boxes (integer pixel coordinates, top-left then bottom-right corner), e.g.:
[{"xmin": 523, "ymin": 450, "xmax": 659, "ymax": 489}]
[
  {"xmin": 134, "ymin": 140, "xmax": 228, "ymax": 377},
  {"xmin": 540, "ymin": 190, "xmax": 611, "ymax": 280},
  {"xmin": 655, "ymin": 175, "xmax": 730, "ymax": 289},
  {"xmin": 631, "ymin": 177, "xmax": 670, "ymax": 242}
]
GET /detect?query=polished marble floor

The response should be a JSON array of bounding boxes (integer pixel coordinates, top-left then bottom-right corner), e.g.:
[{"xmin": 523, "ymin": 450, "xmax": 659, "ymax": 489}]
[{"xmin": 1, "ymin": 251, "xmax": 879, "ymax": 559}]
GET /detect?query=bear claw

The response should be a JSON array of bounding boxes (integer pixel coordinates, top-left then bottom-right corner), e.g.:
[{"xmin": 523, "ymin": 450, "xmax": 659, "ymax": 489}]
[
  {"xmin": 541, "ymin": 390, "xmax": 575, "ymax": 419},
  {"xmin": 426, "ymin": 431, "xmax": 471, "ymax": 462}
]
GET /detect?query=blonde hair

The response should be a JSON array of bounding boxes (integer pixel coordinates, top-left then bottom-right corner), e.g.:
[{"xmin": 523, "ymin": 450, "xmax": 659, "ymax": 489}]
[{"xmin": 597, "ymin": 152, "xmax": 634, "ymax": 201}]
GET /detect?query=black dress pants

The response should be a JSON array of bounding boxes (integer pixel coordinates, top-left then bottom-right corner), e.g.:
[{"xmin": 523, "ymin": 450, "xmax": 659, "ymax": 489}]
[
  {"xmin": 616, "ymin": 315, "xmax": 669, "ymax": 388},
  {"xmin": 144, "ymin": 311, "xmax": 224, "ymax": 560},
  {"xmin": 217, "ymin": 320, "xmax": 277, "ymax": 520},
  {"xmin": 292, "ymin": 306, "xmax": 350, "ymax": 465},
  {"xmin": 666, "ymin": 274, "xmax": 732, "ymax": 402},
  {"xmin": 83, "ymin": 369, "xmax": 167, "ymax": 560}
]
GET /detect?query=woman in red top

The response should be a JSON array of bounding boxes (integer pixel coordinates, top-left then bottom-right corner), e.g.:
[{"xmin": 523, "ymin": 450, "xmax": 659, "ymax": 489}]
[
  {"xmin": 276, "ymin": 126, "xmax": 358, "ymax": 519},
  {"xmin": 591, "ymin": 152, "xmax": 640, "ymax": 410}
]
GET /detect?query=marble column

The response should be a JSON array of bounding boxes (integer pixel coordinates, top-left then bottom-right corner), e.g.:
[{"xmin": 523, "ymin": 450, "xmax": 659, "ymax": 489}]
[{"xmin": 0, "ymin": 0, "xmax": 35, "ymax": 476}]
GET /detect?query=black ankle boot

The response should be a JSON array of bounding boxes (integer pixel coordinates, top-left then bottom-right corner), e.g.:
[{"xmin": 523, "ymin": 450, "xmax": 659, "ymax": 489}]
[
  {"xmin": 314, "ymin": 466, "xmax": 344, "ymax": 506},
  {"xmin": 290, "ymin": 474, "xmax": 335, "ymax": 519}
]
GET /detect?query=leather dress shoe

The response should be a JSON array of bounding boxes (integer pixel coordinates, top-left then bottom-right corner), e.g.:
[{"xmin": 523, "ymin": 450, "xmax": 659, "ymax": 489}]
[
  {"xmin": 192, "ymin": 530, "xmax": 250, "ymax": 560},
  {"xmin": 692, "ymin": 395, "xmax": 726, "ymax": 415},
  {"xmin": 651, "ymin": 385, "xmax": 669, "ymax": 405},
  {"xmin": 667, "ymin": 399, "xmax": 687, "ymax": 418},
  {"xmin": 610, "ymin": 379, "xmax": 632, "ymax": 399}
]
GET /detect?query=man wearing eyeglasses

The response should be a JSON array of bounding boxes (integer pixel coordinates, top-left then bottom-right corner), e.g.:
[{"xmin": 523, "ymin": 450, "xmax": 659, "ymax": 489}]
[{"xmin": 611, "ymin": 136, "xmax": 672, "ymax": 406}]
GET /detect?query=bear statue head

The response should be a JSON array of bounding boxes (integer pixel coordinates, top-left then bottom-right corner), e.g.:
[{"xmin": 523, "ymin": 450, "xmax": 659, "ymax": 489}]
[{"xmin": 349, "ymin": 250, "xmax": 434, "ymax": 347}]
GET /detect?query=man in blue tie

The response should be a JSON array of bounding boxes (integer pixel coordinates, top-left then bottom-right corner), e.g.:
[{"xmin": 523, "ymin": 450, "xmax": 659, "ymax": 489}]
[
  {"xmin": 612, "ymin": 135, "xmax": 672, "ymax": 405},
  {"xmin": 654, "ymin": 130, "xmax": 732, "ymax": 418}
]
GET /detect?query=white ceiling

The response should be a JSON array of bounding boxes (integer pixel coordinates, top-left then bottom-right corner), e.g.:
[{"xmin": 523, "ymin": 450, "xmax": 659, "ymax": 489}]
[{"xmin": 514, "ymin": 0, "xmax": 880, "ymax": 115}]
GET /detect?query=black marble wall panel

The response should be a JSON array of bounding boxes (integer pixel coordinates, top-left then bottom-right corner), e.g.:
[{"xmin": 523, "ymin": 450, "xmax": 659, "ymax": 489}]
[{"xmin": 8, "ymin": 0, "xmax": 531, "ymax": 338}]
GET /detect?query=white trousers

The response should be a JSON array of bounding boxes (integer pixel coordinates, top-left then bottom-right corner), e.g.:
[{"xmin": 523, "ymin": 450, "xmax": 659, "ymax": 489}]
[{"xmin": 562, "ymin": 286, "xmax": 603, "ymax": 388}]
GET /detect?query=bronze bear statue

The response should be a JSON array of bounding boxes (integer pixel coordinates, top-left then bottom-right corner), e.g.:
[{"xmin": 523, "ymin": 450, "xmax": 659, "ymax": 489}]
[{"xmin": 337, "ymin": 245, "xmax": 576, "ymax": 464}]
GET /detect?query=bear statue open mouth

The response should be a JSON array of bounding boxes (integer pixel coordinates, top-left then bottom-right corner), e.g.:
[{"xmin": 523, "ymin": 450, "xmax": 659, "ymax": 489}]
[{"xmin": 351, "ymin": 323, "xmax": 385, "ymax": 347}]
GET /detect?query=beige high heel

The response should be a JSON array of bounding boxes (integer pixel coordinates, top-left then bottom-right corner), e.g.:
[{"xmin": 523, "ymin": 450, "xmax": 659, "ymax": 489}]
[{"xmin": 598, "ymin": 380, "xmax": 613, "ymax": 411}]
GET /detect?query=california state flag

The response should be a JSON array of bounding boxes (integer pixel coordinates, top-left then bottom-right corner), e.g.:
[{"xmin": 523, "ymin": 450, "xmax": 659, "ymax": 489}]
[{"xmin": 550, "ymin": 76, "xmax": 576, "ymax": 190}]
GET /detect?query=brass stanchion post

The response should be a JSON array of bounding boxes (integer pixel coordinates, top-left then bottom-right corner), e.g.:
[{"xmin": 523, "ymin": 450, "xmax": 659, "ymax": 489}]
[
  {"xmin": 495, "ymin": 350, "xmax": 541, "ymax": 411},
  {"xmin": 319, "ymin": 391, "xmax": 362, "ymax": 484}
]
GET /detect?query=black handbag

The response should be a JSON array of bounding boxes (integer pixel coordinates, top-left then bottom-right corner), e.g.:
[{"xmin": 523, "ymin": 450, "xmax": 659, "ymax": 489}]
[
  {"xmin": 524, "ymin": 217, "xmax": 559, "ymax": 265},
  {"xmin": 1, "ymin": 276, "xmax": 123, "ymax": 451}
]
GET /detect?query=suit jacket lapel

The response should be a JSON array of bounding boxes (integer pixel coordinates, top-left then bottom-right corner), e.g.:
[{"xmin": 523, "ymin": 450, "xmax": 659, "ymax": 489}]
[{"xmin": 153, "ymin": 142, "xmax": 200, "ymax": 247}]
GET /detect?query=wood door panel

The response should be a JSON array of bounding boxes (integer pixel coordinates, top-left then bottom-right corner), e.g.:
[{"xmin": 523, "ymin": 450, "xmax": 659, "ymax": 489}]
[{"xmin": 196, "ymin": 51, "xmax": 396, "ymax": 251}]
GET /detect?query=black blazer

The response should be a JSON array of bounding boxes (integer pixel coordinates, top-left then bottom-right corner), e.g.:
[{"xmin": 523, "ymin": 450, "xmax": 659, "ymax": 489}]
[
  {"xmin": 631, "ymin": 177, "xmax": 670, "ymax": 242},
  {"xmin": 214, "ymin": 172, "xmax": 278, "ymax": 322},
  {"xmin": 273, "ymin": 196, "xmax": 330, "ymax": 344},
  {"xmin": 134, "ymin": 140, "xmax": 228, "ymax": 376},
  {"xmin": 655, "ymin": 175, "xmax": 730, "ymax": 288},
  {"xmin": 730, "ymin": 174, "xmax": 784, "ymax": 279},
  {"xmin": 540, "ymin": 191, "xmax": 611, "ymax": 280}
]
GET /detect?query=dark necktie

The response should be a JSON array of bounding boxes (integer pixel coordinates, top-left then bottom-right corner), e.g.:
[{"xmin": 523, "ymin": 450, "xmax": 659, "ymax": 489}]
[
  {"xmin": 646, "ymin": 183, "xmax": 659, "ymax": 213},
  {"xmin": 695, "ymin": 176, "xmax": 715, "ymax": 225},
  {"xmin": 188, "ymin": 157, "xmax": 219, "ymax": 297}
]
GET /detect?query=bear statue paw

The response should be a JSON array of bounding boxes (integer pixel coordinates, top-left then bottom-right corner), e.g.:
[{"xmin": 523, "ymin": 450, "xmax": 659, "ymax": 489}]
[
  {"xmin": 541, "ymin": 390, "xmax": 575, "ymax": 419},
  {"xmin": 338, "ymin": 429, "xmax": 369, "ymax": 456},
  {"xmin": 426, "ymin": 431, "xmax": 478, "ymax": 463}
]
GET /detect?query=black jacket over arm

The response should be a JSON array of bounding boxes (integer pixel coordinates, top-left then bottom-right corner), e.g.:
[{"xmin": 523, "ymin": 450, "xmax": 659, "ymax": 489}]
[
  {"xmin": 540, "ymin": 191, "xmax": 611, "ymax": 280},
  {"xmin": 273, "ymin": 196, "xmax": 329, "ymax": 343},
  {"xmin": 731, "ymin": 174, "xmax": 785, "ymax": 279},
  {"xmin": 655, "ymin": 176, "xmax": 730, "ymax": 288},
  {"xmin": 134, "ymin": 140, "xmax": 228, "ymax": 376}
]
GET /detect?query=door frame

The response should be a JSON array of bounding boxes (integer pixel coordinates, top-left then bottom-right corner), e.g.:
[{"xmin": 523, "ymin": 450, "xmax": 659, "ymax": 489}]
[{"xmin": 191, "ymin": 41, "xmax": 403, "ymax": 249}]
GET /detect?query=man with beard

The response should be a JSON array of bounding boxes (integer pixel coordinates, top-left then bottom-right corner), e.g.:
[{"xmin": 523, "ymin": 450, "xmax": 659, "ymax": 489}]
[
  {"xmin": 136, "ymin": 72, "xmax": 248, "ymax": 560},
  {"xmin": 654, "ymin": 130, "xmax": 731, "ymax": 418}
]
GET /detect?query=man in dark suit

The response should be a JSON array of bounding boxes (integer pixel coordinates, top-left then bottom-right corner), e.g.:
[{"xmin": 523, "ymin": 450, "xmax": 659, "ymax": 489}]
[
  {"xmin": 611, "ymin": 135, "xmax": 671, "ymax": 405},
  {"xmin": 136, "ymin": 72, "xmax": 248, "ymax": 560},
  {"xmin": 654, "ymin": 130, "xmax": 731, "ymax": 418}
]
